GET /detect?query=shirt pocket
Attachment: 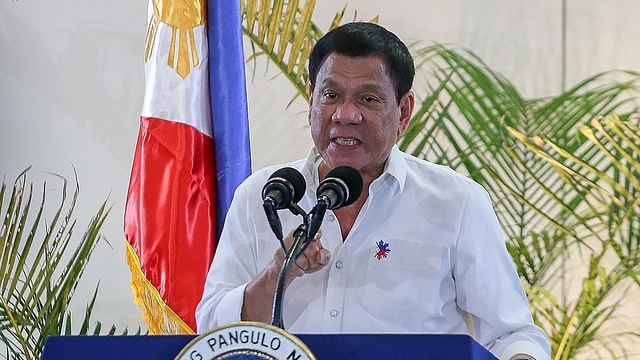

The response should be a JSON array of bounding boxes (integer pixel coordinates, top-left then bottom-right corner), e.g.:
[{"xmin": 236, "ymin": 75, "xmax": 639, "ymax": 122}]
[{"xmin": 362, "ymin": 238, "xmax": 447, "ymax": 320}]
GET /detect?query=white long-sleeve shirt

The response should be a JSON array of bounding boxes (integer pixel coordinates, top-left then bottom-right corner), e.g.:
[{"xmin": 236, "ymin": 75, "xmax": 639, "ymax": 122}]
[{"xmin": 196, "ymin": 146, "xmax": 550, "ymax": 360}]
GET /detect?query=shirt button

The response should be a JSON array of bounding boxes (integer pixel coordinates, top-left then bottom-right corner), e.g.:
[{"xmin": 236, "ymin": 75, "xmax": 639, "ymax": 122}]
[
  {"xmin": 327, "ymin": 214, "xmax": 335, "ymax": 221},
  {"xmin": 335, "ymin": 261, "xmax": 343, "ymax": 269},
  {"xmin": 330, "ymin": 310, "xmax": 339, "ymax": 317}
]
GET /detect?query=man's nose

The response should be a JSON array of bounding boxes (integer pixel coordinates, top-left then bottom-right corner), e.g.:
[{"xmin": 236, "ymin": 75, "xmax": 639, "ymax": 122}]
[{"xmin": 331, "ymin": 101, "xmax": 363, "ymax": 124}]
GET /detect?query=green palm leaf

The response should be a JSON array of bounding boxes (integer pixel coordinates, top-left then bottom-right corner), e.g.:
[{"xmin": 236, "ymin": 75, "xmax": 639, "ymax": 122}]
[
  {"xmin": 241, "ymin": 0, "xmax": 324, "ymax": 102},
  {"xmin": 509, "ymin": 114, "xmax": 640, "ymax": 277},
  {"xmin": 0, "ymin": 171, "xmax": 111, "ymax": 360}
]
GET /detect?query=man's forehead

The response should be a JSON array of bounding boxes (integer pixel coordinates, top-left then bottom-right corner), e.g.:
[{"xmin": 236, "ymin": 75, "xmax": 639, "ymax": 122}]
[
  {"xmin": 317, "ymin": 77, "xmax": 388, "ymax": 95},
  {"xmin": 319, "ymin": 53, "xmax": 388, "ymax": 68},
  {"xmin": 316, "ymin": 55, "xmax": 391, "ymax": 82}
]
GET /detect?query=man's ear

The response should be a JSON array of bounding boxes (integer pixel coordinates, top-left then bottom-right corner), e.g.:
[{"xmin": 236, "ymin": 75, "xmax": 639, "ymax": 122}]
[
  {"xmin": 397, "ymin": 91, "xmax": 415, "ymax": 137},
  {"xmin": 308, "ymin": 85, "xmax": 314, "ymax": 124},
  {"xmin": 308, "ymin": 84, "xmax": 314, "ymax": 103}
]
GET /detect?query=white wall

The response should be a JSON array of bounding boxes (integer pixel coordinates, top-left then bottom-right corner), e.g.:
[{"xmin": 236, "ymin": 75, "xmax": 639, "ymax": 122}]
[
  {"xmin": 1, "ymin": 0, "xmax": 147, "ymax": 331},
  {"xmin": 1, "ymin": 0, "xmax": 639, "ymax": 341}
]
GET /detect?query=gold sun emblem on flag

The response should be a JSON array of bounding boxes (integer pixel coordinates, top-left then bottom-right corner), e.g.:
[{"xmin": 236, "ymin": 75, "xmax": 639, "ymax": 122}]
[{"xmin": 145, "ymin": 0, "xmax": 207, "ymax": 78}]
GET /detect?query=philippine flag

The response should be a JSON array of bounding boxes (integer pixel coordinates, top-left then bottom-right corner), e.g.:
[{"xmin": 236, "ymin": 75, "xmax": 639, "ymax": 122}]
[{"xmin": 124, "ymin": 0, "xmax": 251, "ymax": 334}]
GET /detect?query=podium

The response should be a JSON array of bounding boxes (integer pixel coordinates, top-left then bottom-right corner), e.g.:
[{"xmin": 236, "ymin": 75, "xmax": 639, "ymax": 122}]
[{"xmin": 41, "ymin": 333, "xmax": 498, "ymax": 359}]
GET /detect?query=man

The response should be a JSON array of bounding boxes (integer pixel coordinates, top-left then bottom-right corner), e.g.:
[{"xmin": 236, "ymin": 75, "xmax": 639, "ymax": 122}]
[{"xmin": 196, "ymin": 22, "xmax": 550, "ymax": 360}]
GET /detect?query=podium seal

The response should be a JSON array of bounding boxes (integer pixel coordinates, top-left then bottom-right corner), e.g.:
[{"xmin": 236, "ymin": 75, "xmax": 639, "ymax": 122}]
[{"xmin": 175, "ymin": 322, "xmax": 316, "ymax": 360}]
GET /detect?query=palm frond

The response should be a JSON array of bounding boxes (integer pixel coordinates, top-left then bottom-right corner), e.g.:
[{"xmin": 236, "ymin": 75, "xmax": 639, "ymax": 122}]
[
  {"xmin": 0, "ymin": 171, "xmax": 111, "ymax": 360},
  {"xmin": 509, "ymin": 115, "xmax": 640, "ymax": 254},
  {"xmin": 528, "ymin": 258, "xmax": 635, "ymax": 360},
  {"xmin": 507, "ymin": 231, "xmax": 568, "ymax": 288},
  {"xmin": 241, "ymin": 0, "xmax": 323, "ymax": 102}
]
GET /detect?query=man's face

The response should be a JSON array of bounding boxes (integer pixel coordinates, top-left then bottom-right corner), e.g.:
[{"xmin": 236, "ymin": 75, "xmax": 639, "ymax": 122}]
[{"xmin": 308, "ymin": 53, "xmax": 414, "ymax": 179}]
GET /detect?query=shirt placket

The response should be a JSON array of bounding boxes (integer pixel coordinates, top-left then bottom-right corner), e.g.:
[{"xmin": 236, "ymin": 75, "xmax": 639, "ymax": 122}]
[
  {"xmin": 320, "ymin": 210, "xmax": 349, "ymax": 332},
  {"xmin": 320, "ymin": 182, "xmax": 378, "ymax": 332}
]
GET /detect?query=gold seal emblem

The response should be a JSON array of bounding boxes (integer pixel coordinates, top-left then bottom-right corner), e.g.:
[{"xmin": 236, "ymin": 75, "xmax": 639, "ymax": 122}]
[
  {"xmin": 176, "ymin": 322, "xmax": 316, "ymax": 360},
  {"xmin": 145, "ymin": 0, "xmax": 207, "ymax": 78}
]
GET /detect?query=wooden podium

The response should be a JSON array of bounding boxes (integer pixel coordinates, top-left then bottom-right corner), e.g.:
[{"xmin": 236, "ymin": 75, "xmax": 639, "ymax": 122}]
[{"xmin": 41, "ymin": 332, "xmax": 498, "ymax": 359}]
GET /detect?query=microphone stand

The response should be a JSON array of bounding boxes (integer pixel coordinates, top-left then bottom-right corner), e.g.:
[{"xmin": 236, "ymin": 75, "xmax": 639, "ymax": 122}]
[
  {"xmin": 270, "ymin": 202, "xmax": 324, "ymax": 329},
  {"xmin": 306, "ymin": 199, "xmax": 327, "ymax": 242},
  {"xmin": 271, "ymin": 222, "xmax": 308, "ymax": 329}
]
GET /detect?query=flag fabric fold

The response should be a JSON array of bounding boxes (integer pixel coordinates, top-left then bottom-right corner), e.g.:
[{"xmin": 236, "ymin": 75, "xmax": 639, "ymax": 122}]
[{"xmin": 124, "ymin": 0, "xmax": 251, "ymax": 334}]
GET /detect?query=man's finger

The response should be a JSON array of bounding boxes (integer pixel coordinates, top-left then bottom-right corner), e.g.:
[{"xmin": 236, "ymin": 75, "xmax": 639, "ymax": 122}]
[{"xmin": 316, "ymin": 248, "xmax": 331, "ymax": 266}]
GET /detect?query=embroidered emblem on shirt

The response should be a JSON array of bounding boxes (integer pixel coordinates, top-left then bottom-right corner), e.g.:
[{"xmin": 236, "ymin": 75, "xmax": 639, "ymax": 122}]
[{"xmin": 374, "ymin": 240, "xmax": 391, "ymax": 260}]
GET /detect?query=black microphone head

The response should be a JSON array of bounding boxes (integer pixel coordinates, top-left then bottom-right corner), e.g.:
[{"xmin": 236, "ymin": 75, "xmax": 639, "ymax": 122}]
[
  {"xmin": 262, "ymin": 167, "xmax": 307, "ymax": 209},
  {"xmin": 270, "ymin": 167, "xmax": 306, "ymax": 203},
  {"xmin": 323, "ymin": 166, "xmax": 363, "ymax": 208}
]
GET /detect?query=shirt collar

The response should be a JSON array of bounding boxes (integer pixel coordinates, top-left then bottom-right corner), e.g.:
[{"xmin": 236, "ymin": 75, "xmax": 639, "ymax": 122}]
[
  {"xmin": 384, "ymin": 145, "xmax": 407, "ymax": 192},
  {"xmin": 302, "ymin": 145, "xmax": 407, "ymax": 192}
]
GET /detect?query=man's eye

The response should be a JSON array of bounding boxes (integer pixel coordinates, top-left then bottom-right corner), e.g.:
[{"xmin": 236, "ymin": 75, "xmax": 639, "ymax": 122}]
[
  {"xmin": 323, "ymin": 92, "xmax": 337, "ymax": 99},
  {"xmin": 363, "ymin": 96, "xmax": 379, "ymax": 103}
]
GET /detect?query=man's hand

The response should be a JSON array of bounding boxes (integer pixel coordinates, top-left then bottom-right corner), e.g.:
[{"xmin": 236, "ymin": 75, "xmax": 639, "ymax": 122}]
[
  {"xmin": 274, "ymin": 229, "xmax": 331, "ymax": 279},
  {"xmin": 241, "ymin": 229, "xmax": 331, "ymax": 323}
]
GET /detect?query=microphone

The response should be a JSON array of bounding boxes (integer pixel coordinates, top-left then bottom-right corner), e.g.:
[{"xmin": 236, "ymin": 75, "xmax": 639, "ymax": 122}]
[
  {"xmin": 317, "ymin": 166, "xmax": 363, "ymax": 209},
  {"xmin": 262, "ymin": 167, "xmax": 306, "ymax": 209},
  {"xmin": 262, "ymin": 167, "xmax": 306, "ymax": 240},
  {"xmin": 307, "ymin": 166, "xmax": 363, "ymax": 240}
]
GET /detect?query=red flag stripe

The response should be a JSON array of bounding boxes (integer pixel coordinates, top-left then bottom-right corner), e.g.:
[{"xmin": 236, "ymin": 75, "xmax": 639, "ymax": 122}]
[{"xmin": 125, "ymin": 116, "xmax": 216, "ymax": 330}]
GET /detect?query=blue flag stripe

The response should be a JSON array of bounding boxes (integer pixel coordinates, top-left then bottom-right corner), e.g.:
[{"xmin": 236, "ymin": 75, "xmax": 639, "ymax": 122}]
[{"xmin": 208, "ymin": 0, "xmax": 252, "ymax": 240}]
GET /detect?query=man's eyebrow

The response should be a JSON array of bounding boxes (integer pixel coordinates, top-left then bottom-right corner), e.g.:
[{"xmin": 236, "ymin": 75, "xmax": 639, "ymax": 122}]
[
  {"xmin": 319, "ymin": 78, "xmax": 340, "ymax": 88},
  {"xmin": 319, "ymin": 78, "xmax": 386, "ymax": 94}
]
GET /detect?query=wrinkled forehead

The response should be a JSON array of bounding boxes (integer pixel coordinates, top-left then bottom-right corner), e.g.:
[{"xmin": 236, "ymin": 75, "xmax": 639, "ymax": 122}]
[{"xmin": 312, "ymin": 53, "xmax": 393, "ymax": 87}]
